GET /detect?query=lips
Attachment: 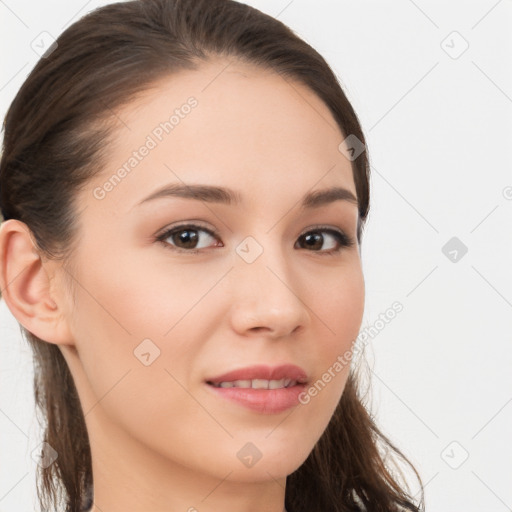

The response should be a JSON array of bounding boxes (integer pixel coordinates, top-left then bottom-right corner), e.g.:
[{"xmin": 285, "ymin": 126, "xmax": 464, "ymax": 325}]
[
  {"xmin": 204, "ymin": 364, "xmax": 309, "ymax": 414},
  {"xmin": 205, "ymin": 364, "xmax": 308, "ymax": 386}
]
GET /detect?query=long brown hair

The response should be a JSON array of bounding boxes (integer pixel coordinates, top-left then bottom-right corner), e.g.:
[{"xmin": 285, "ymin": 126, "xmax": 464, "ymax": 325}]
[{"xmin": 0, "ymin": 0, "xmax": 424, "ymax": 510}]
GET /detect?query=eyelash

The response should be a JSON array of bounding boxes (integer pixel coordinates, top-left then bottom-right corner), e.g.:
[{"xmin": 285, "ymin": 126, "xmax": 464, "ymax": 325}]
[{"xmin": 155, "ymin": 222, "xmax": 355, "ymax": 256}]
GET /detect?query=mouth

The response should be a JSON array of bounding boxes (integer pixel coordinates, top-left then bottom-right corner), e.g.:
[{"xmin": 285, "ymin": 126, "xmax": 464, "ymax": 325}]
[
  {"xmin": 206, "ymin": 378, "xmax": 302, "ymax": 389},
  {"xmin": 205, "ymin": 363, "xmax": 309, "ymax": 388},
  {"xmin": 204, "ymin": 363, "xmax": 309, "ymax": 413}
]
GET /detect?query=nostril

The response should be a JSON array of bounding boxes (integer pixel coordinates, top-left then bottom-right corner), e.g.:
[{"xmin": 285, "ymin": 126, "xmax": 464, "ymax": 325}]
[{"xmin": 249, "ymin": 326, "xmax": 271, "ymax": 334}]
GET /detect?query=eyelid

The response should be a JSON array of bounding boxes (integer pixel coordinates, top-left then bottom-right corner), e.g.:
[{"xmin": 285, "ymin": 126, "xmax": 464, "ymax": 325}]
[
  {"xmin": 298, "ymin": 224, "xmax": 353, "ymax": 242},
  {"xmin": 154, "ymin": 220, "xmax": 215, "ymax": 239}
]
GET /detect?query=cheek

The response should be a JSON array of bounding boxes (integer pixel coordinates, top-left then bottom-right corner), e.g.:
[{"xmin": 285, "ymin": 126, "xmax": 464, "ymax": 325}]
[
  {"xmin": 74, "ymin": 244, "xmax": 224, "ymax": 339},
  {"xmin": 314, "ymin": 263, "xmax": 365, "ymax": 355},
  {"xmin": 67, "ymin": 262, "xmax": 212, "ymax": 460},
  {"xmin": 291, "ymin": 264, "xmax": 364, "ymax": 447},
  {"xmin": 67, "ymin": 246, "xmax": 222, "ymax": 410}
]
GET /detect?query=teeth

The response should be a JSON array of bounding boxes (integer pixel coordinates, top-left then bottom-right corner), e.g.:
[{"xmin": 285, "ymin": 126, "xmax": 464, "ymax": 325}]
[
  {"xmin": 213, "ymin": 378, "xmax": 298, "ymax": 389},
  {"xmin": 269, "ymin": 378, "xmax": 285, "ymax": 389},
  {"xmin": 252, "ymin": 379, "xmax": 270, "ymax": 389}
]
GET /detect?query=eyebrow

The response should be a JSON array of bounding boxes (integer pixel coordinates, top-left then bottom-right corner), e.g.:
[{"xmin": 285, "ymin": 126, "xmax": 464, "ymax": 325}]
[{"xmin": 135, "ymin": 183, "xmax": 358, "ymax": 209}]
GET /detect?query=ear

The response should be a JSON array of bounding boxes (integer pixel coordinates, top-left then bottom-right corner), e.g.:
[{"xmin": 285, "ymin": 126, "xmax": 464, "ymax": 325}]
[{"xmin": 0, "ymin": 219, "xmax": 74, "ymax": 346}]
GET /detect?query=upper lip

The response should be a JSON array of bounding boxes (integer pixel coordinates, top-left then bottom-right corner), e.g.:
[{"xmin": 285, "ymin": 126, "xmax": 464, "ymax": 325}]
[{"xmin": 206, "ymin": 364, "xmax": 308, "ymax": 385}]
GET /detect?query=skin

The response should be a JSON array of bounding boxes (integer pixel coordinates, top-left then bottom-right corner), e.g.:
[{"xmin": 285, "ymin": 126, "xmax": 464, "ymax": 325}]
[{"xmin": 0, "ymin": 58, "xmax": 365, "ymax": 512}]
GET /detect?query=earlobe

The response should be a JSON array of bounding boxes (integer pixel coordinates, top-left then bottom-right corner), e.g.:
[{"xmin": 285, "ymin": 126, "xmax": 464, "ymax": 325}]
[{"xmin": 0, "ymin": 219, "xmax": 74, "ymax": 346}]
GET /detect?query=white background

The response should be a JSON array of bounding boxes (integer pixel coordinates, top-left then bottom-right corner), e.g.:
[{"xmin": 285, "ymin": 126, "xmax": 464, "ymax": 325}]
[{"xmin": 1, "ymin": 1, "xmax": 511, "ymax": 511}]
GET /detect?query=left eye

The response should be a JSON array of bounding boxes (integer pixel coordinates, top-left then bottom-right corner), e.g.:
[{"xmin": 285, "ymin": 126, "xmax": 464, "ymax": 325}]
[{"xmin": 295, "ymin": 228, "xmax": 353, "ymax": 252}]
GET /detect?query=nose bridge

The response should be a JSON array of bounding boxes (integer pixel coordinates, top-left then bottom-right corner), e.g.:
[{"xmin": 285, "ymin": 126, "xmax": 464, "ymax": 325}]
[{"xmin": 229, "ymin": 233, "xmax": 309, "ymax": 335}]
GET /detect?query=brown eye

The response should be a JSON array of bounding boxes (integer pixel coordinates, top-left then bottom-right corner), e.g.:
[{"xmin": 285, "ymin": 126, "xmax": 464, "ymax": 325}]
[
  {"xmin": 171, "ymin": 228, "xmax": 201, "ymax": 249},
  {"xmin": 299, "ymin": 232, "xmax": 324, "ymax": 250},
  {"xmin": 157, "ymin": 224, "xmax": 221, "ymax": 252},
  {"xmin": 295, "ymin": 228, "xmax": 354, "ymax": 253}
]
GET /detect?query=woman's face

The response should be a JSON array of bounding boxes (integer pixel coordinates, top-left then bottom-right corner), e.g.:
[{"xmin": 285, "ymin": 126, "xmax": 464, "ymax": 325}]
[{"xmin": 57, "ymin": 58, "xmax": 365, "ymax": 502}]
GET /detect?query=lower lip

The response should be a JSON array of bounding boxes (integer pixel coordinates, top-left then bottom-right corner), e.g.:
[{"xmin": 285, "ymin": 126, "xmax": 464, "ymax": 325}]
[{"xmin": 205, "ymin": 383, "xmax": 306, "ymax": 414}]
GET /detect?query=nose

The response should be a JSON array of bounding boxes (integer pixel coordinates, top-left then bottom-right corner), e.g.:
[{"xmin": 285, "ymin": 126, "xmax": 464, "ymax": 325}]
[{"xmin": 228, "ymin": 246, "xmax": 310, "ymax": 339}]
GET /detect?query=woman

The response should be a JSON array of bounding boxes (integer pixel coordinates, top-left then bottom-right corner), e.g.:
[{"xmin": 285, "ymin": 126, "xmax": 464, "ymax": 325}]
[{"xmin": 0, "ymin": 0, "xmax": 424, "ymax": 510}]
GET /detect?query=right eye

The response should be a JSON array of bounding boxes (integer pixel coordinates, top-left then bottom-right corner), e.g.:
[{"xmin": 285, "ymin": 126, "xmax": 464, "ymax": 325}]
[{"xmin": 155, "ymin": 224, "xmax": 223, "ymax": 253}]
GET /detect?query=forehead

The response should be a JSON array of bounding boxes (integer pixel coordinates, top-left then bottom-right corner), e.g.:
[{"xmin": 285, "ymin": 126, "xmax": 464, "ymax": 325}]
[{"xmin": 83, "ymin": 58, "xmax": 356, "ymax": 214}]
